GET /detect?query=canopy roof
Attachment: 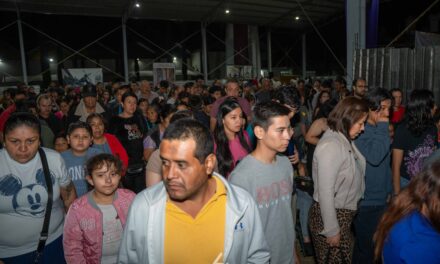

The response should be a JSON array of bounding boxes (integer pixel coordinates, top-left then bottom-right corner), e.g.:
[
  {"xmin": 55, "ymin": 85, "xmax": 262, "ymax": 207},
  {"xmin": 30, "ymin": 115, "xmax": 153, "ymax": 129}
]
[{"xmin": 0, "ymin": 0, "xmax": 346, "ymax": 28}]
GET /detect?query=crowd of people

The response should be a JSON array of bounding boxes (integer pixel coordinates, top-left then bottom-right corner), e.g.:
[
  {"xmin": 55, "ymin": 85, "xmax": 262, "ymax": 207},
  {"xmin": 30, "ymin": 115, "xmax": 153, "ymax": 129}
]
[{"xmin": 0, "ymin": 75, "xmax": 439, "ymax": 264}]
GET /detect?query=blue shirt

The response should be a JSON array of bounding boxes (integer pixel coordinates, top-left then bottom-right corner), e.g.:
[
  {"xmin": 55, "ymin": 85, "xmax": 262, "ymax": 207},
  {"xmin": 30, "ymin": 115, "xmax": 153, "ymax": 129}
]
[
  {"xmin": 383, "ymin": 211, "xmax": 440, "ymax": 264},
  {"xmin": 61, "ymin": 147, "xmax": 103, "ymax": 197}
]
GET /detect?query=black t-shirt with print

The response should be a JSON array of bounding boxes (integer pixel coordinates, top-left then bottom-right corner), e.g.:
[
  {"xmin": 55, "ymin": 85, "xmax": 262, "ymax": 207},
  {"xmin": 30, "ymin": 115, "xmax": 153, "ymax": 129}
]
[
  {"xmin": 392, "ymin": 121, "xmax": 437, "ymax": 180},
  {"xmin": 109, "ymin": 114, "xmax": 146, "ymax": 166}
]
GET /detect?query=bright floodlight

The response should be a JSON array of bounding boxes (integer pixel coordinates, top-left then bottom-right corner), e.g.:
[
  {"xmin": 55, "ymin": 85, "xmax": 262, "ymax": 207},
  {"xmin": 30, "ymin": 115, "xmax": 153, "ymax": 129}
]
[
  {"xmin": 49, "ymin": 58, "xmax": 54, "ymax": 62},
  {"xmin": 135, "ymin": 3, "xmax": 140, "ymax": 8},
  {"xmin": 225, "ymin": 9, "xmax": 230, "ymax": 14},
  {"xmin": 295, "ymin": 16, "xmax": 300, "ymax": 21}
]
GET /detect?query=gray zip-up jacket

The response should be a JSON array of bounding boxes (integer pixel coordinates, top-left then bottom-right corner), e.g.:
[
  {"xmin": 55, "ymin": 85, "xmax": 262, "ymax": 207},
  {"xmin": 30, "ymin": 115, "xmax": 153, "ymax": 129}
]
[
  {"xmin": 312, "ymin": 129, "xmax": 366, "ymax": 237},
  {"xmin": 118, "ymin": 173, "xmax": 270, "ymax": 264}
]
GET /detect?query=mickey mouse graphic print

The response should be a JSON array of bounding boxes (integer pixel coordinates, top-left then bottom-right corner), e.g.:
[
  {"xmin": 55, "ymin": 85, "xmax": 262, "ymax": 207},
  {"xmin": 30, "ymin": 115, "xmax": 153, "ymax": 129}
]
[{"xmin": 0, "ymin": 148, "xmax": 71, "ymax": 258}]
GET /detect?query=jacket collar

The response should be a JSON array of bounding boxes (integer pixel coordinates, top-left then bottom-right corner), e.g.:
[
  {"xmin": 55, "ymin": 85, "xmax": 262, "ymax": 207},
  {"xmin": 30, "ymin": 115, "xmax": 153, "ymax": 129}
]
[{"xmin": 143, "ymin": 173, "xmax": 247, "ymax": 214}]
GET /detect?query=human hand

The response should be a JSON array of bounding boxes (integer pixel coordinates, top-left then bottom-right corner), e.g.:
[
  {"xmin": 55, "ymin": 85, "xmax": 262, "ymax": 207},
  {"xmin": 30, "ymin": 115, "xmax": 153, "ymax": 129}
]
[
  {"xmin": 326, "ymin": 232, "xmax": 340, "ymax": 247},
  {"xmin": 288, "ymin": 149, "xmax": 300, "ymax": 165},
  {"xmin": 377, "ymin": 110, "xmax": 389, "ymax": 123}
]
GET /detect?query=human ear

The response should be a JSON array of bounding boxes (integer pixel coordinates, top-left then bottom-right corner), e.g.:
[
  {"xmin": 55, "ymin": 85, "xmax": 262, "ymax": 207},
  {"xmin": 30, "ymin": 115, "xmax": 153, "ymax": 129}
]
[
  {"xmin": 86, "ymin": 175, "xmax": 94, "ymax": 186},
  {"xmin": 204, "ymin": 153, "xmax": 217, "ymax": 175},
  {"xmin": 254, "ymin": 125, "xmax": 265, "ymax": 140}
]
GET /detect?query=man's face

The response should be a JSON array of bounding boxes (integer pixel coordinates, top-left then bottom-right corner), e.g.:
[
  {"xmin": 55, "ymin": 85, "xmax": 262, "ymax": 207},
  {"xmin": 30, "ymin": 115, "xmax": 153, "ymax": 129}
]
[
  {"xmin": 354, "ymin": 80, "xmax": 368, "ymax": 97},
  {"xmin": 392, "ymin": 91, "xmax": 402, "ymax": 108},
  {"xmin": 225, "ymin": 82, "xmax": 240, "ymax": 97},
  {"xmin": 130, "ymin": 82, "xmax": 139, "ymax": 92},
  {"xmin": 141, "ymin": 81, "xmax": 151, "ymax": 93},
  {"xmin": 4, "ymin": 125, "xmax": 40, "ymax": 164},
  {"xmin": 160, "ymin": 138, "xmax": 214, "ymax": 202},
  {"xmin": 84, "ymin": 96, "xmax": 97, "ymax": 109},
  {"xmin": 38, "ymin": 98, "xmax": 52, "ymax": 118},
  {"xmin": 257, "ymin": 116, "xmax": 293, "ymax": 153}
]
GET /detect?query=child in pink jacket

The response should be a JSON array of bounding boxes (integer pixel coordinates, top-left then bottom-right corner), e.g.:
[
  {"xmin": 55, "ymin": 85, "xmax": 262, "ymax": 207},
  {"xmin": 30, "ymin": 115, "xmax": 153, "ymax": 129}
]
[{"xmin": 63, "ymin": 153, "xmax": 135, "ymax": 264}]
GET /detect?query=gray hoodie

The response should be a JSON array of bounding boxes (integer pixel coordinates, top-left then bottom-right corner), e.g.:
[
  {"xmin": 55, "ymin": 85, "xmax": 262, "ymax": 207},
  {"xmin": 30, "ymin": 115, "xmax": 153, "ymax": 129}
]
[{"xmin": 118, "ymin": 173, "xmax": 270, "ymax": 264}]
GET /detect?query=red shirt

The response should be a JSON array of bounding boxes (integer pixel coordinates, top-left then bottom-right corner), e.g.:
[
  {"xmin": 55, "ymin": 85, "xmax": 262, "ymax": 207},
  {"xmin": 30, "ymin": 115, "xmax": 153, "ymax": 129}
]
[{"xmin": 391, "ymin": 106, "xmax": 405, "ymax": 124}]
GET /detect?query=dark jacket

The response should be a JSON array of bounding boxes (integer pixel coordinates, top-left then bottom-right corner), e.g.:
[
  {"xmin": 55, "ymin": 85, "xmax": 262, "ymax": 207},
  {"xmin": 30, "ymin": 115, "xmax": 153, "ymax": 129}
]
[{"xmin": 355, "ymin": 121, "xmax": 392, "ymax": 206}]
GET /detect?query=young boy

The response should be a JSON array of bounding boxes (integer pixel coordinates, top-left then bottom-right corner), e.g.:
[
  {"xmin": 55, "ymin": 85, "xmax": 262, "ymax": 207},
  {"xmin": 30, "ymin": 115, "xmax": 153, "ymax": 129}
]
[
  {"xmin": 230, "ymin": 102, "xmax": 297, "ymax": 264},
  {"xmin": 63, "ymin": 153, "xmax": 135, "ymax": 263},
  {"xmin": 61, "ymin": 121, "xmax": 102, "ymax": 197},
  {"xmin": 54, "ymin": 133, "xmax": 69, "ymax": 153}
]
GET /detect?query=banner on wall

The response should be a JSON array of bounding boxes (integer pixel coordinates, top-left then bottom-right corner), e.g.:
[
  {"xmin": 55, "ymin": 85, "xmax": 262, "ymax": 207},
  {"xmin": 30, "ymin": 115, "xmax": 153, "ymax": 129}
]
[
  {"xmin": 62, "ymin": 68, "xmax": 103, "ymax": 86},
  {"xmin": 226, "ymin": 65, "xmax": 253, "ymax": 79},
  {"xmin": 153, "ymin": 63, "xmax": 175, "ymax": 86}
]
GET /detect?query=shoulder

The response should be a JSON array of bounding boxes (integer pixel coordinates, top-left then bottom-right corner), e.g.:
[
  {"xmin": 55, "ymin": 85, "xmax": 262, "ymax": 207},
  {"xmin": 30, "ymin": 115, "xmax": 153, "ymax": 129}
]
[
  {"xmin": 131, "ymin": 182, "xmax": 166, "ymax": 208},
  {"xmin": 70, "ymin": 194, "xmax": 90, "ymax": 211},
  {"xmin": 117, "ymin": 188, "xmax": 136, "ymax": 201},
  {"xmin": 43, "ymin": 148, "xmax": 66, "ymax": 164}
]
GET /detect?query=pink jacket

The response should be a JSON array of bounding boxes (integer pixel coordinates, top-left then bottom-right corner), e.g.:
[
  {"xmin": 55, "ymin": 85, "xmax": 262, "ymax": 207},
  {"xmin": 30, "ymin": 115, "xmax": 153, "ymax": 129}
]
[{"xmin": 63, "ymin": 189, "xmax": 136, "ymax": 264}]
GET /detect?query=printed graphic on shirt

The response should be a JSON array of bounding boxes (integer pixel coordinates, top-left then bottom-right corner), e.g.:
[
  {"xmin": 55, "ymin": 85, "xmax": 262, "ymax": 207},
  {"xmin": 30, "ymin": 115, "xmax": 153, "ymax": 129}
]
[
  {"xmin": 256, "ymin": 179, "xmax": 292, "ymax": 208},
  {"xmin": 404, "ymin": 135, "xmax": 436, "ymax": 178},
  {"xmin": 0, "ymin": 169, "xmax": 55, "ymax": 217},
  {"xmin": 67, "ymin": 165, "xmax": 88, "ymax": 196},
  {"xmin": 124, "ymin": 123, "xmax": 142, "ymax": 140}
]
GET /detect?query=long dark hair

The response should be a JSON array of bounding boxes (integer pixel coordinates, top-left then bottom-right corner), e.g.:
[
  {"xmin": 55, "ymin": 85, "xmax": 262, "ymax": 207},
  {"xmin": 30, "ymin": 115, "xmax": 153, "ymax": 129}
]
[
  {"xmin": 406, "ymin": 89, "xmax": 435, "ymax": 136},
  {"xmin": 214, "ymin": 97, "xmax": 251, "ymax": 176},
  {"xmin": 374, "ymin": 159, "xmax": 440, "ymax": 260}
]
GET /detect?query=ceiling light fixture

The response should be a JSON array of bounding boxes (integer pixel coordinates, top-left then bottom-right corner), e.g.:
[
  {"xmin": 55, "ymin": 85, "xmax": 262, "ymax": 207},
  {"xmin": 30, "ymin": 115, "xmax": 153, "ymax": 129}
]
[
  {"xmin": 225, "ymin": 9, "xmax": 230, "ymax": 14},
  {"xmin": 295, "ymin": 16, "xmax": 300, "ymax": 21},
  {"xmin": 49, "ymin": 58, "xmax": 54, "ymax": 62},
  {"xmin": 135, "ymin": 3, "xmax": 140, "ymax": 8}
]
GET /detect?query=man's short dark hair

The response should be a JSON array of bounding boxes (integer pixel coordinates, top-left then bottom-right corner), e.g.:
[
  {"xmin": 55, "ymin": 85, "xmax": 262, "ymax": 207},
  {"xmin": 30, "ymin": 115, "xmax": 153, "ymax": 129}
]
[
  {"xmin": 253, "ymin": 101, "xmax": 291, "ymax": 131},
  {"xmin": 162, "ymin": 119, "xmax": 214, "ymax": 163},
  {"xmin": 365, "ymin": 87, "xmax": 392, "ymax": 111},
  {"xmin": 67, "ymin": 121, "xmax": 92, "ymax": 137},
  {"xmin": 159, "ymin": 80, "xmax": 169, "ymax": 89}
]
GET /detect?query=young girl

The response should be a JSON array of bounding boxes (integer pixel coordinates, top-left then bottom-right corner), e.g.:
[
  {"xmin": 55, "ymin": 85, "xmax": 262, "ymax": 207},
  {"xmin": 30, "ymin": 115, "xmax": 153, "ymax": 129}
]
[
  {"xmin": 63, "ymin": 153, "xmax": 135, "ymax": 264},
  {"xmin": 214, "ymin": 97, "xmax": 252, "ymax": 177}
]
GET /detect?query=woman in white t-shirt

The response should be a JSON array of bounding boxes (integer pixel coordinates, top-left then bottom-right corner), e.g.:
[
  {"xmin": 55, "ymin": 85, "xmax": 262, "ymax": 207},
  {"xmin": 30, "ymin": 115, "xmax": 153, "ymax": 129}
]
[{"xmin": 0, "ymin": 112, "xmax": 76, "ymax": 263}]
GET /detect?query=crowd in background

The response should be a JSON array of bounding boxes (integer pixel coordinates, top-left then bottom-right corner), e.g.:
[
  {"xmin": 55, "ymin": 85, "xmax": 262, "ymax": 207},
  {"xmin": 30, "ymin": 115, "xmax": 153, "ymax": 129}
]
[{"xmin": 0, "ymin": 74, "xmax": 440, "ymax": 264}]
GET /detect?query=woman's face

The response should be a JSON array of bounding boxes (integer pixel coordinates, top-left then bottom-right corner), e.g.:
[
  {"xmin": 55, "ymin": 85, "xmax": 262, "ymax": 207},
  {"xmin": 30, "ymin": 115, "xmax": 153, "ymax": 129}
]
[
  {"xmin": 138, "ymin": 101, "xmax": 149, "ymax": 115},
  {"xmin": 349, "ymin": 114, "xmax": 368, "ymax": 139},
  {"xmin": 60, "ymin": 101, "xmax": 70, "ymax": 114},
  {"xmin": 103, "ymin": 91, "xmax": 110, "ymax": 100},
  {"xmin": 122, "ymin": 96, "xmax": 138, "ymax": 116},
  {"xmin": 222, "ymin": 107, "xmax": 244, "ymax": 135},
  {"xmin": 4, "ymin": 125, "xmax": 40, "ymax": 164},
  {"xmin": 147, "ymin": 107, "xmax": 158, "ymax": 123},
  {"xmin": 89, "ymin": 117, "xmax": 105, "ymax": 139},
  {"xmin": 319, "ymin": 92, "xmax": 330, "ymax": 104}
]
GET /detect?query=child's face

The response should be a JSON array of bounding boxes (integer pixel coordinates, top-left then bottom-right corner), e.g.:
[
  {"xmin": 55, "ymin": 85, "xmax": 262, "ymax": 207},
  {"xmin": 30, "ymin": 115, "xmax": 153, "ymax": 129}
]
[
  {"xmin": 89, "ymin": 117, "xmax": 105, "ymax": 139},
  {"xmin": 54, "ymin": 137, "xmax": 69, "ymax": 153},
  {"xmin": 87, "ymin": 163, "xmax": 121, "ymax": 197},
  {"xmin": 147, "ymin": 107, "xmax": 158, "ymax": 123},
  {"xmin": 67, "ymin": 128, "xmax": 92, "ymax": 153}
]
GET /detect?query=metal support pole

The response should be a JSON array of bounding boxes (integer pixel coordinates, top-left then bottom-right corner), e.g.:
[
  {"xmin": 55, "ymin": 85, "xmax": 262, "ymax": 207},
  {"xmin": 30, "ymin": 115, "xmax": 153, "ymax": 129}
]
[
  {"xmin": 346, "ymin": 0, "xmax": 366, "ymax": 86},
  {"xmin": 16, "ymin": 12, "xmax": 28, "ymax": 84},
  {"xmin": 302, "ymin": 34, "xmax": 306, "ymax": 80},
  {"xmin": 122, "ymin": 20, "xmax": 129, "ymax": 83},
  {"xmin": 267, "ymin": 30, "xmax": 272, "ymax": 73},
  {"xmin": 201, "ymin": 22, "xmax": 208, "ymax": 83}
]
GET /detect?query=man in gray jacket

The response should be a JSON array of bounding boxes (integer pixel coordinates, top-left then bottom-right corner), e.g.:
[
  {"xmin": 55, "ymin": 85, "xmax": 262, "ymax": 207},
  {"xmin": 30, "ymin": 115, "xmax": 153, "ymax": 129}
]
[{"xmin": 118, "ymin": 119, "xmax": 270, "ymax": 264}]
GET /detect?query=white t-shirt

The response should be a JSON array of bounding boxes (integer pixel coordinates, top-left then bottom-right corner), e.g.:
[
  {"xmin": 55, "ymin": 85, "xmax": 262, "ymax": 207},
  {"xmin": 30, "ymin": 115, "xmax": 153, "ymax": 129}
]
[
  {"xmin": 0, "ymin": 148, "xmax": 71, "ymax": 258},
  {"xmin": 98, "ymin": 204, "xmax": 123, "ymax": 264}
]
